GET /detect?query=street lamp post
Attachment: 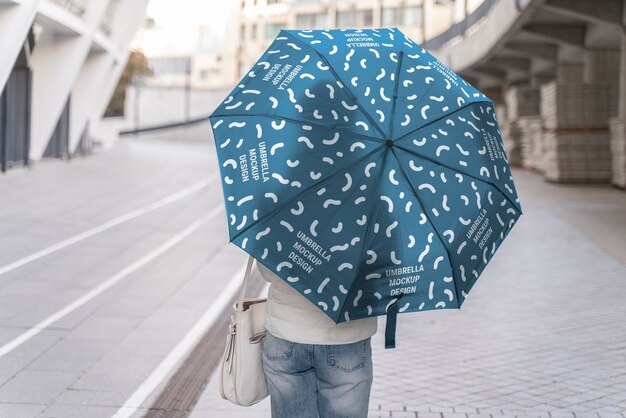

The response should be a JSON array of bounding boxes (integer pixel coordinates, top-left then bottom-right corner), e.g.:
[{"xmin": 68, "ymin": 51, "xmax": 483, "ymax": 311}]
[
  {"xmin": 133, "ymin": 75, "xmax": 141, "ymax": 136},
  {"xmin": 184, "ymin": 59, "xmax": 191, "ymax": 127}
]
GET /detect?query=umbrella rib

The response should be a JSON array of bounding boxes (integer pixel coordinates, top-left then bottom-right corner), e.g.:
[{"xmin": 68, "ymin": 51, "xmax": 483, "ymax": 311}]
[
  {"xmin": 393, "ymin": 142, "xmax": 521, "ymax": 213},
  {"xmin": 390, "ymin": 147, "xmax": 462, "ymax": 308},
  {"xmin": 281, "ymin": 31, "xmax": 388, "ymax": 140},
  {"xmin": 388, "ymin": 51, "xmax": 404, "ymax": 140},
  {"xmin": 228, "ymin": 146, "xmax": 384, "ymax": 245},
  {"xmin": 210, "ymin": 112, "xmax": 385, "ymax": 144},
  {"xmin": 344, "ymin": 147, "xmax": 391, "ymax": 319},
  {"xmin": 392, "ymin": 99, "xmax": 492, "ymax": 145}
]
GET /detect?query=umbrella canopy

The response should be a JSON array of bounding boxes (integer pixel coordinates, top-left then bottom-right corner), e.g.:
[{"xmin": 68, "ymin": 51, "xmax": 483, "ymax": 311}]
[{"xmin": 210, "ymin": 28, "xmax": 522, "ymax": 348}]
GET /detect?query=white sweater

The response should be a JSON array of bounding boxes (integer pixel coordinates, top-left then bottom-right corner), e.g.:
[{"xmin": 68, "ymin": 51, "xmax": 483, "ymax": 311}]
[{"xmin": 257, "ymin": 260, "xmax": 378, "ymax": 345}]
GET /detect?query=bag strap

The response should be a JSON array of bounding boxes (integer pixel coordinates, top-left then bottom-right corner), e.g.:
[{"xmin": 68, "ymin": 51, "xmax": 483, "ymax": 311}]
[{"xmin": 236, "ymin": 255, "xmax": 255, "ymax": 312}]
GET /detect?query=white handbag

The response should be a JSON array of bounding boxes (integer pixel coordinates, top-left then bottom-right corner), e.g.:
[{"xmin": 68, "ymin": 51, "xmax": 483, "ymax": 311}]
[{"xmin": 219, "ymin": 255, "xmax": 269, "ymax": 406}]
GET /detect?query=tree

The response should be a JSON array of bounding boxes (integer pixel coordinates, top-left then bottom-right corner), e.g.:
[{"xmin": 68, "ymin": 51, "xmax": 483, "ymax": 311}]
[{"xmin": 104, "ymin": 49, "xmax": 152, "ymax": 117}]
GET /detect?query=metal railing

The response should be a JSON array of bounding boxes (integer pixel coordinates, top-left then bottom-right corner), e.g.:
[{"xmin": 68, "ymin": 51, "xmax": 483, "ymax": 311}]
[
  {"xmin": 422, "ymin": 0, "xmax": 496, "ymax": 51},
  {"xmin": 50, "ymin": 0, "xmax": 87, "ymax": 16}
]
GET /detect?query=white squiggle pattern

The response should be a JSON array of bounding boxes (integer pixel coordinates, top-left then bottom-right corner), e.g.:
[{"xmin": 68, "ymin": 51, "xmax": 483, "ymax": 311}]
[{"xmin": 213, "ymin": 29, "xmax": 521, "ymax": 323}]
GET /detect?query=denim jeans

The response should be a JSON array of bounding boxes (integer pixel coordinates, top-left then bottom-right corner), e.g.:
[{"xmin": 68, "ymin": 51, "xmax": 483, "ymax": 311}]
[{"xmin": 261, "ymin": 331, "xmax": 373, "ymax": 418}]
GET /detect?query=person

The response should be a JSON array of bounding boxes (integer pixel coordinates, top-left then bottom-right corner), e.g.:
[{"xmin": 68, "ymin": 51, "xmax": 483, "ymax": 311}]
[{"xmin": 256, "ymin": 259, "xmax": 378, "ymax": 418}]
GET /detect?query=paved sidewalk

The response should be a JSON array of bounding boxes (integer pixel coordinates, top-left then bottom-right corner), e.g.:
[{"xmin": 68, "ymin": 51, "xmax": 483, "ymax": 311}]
[
  {"xmin": 0, "ymin": 127, "xmax": 241, "ymax": 418},
  {"xmin": 191, "ymin": 170, "xmax": 626, "ymax": 418}
]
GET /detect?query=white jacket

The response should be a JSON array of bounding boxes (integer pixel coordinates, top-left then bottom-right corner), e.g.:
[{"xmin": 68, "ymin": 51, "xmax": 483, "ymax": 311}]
[{"xmin": 257, "ymin": 260, "xmax": 378, "ymax": 345}]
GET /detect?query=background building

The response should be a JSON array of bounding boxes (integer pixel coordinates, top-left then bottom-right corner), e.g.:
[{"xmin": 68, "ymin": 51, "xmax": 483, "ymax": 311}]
[
  {"xmin": 121, "ymin": 0, "xmax": 462, "ymax": 135},
  {"xmin": 0, "ymin": 0, "xmax": 150, "ymax": 171},
  {"xmin": 228, "ymin": 0, "xmax": 458, "ymax": 86},
  {"xmin": 424, "ymin": 0, "xmax": 626, "ymax": 187}
]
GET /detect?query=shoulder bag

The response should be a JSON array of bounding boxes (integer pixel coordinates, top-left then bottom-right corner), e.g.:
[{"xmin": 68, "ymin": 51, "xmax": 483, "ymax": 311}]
[{"xmin": 219, "ymin": 255, "xmax": 269, "ymax": 406}]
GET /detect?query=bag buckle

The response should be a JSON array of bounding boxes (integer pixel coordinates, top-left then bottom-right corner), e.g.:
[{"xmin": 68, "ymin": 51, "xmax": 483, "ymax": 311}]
[{"xmin": 249, "ymin": 331, "xmax": 266, "ymax": 344}]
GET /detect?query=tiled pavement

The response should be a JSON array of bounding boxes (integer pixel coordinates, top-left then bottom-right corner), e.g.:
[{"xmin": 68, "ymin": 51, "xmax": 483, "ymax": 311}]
[
  {"xmin": 192, "ymin": 171, "xmax": 626, "ymax": 417},
  {"xmin": 0, "ymin": 122, "xmax": 625, "ymax": 418},
  {"xmin": 0, "ymin": 124, "xmax": 243, "ymax": 418}
]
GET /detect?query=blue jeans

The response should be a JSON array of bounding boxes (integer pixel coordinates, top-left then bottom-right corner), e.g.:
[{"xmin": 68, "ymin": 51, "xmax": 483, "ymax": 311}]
[{"xmin": 261, "ymin": 332, "xmax": 373, "ymax": 418}]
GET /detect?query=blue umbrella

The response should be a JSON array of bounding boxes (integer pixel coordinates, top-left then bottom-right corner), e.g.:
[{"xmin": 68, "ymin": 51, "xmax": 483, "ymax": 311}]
[{"xmin": 209, "ymin": 28, "xmax": 522, "ymax": 348}]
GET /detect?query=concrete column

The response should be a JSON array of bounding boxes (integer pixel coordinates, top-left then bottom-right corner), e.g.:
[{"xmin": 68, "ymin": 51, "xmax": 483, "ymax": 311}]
[
  {"xmin": 584, "ymin": 49, "xmax": 620, "ymax": 83},
  {"xmin": 529, "ymin": 74, "xmax": 555, "ymax": 88},
  {"xmin": 29, "ymin": 0, "xmax": 112, "ymax": 160},
  {"xmin": 556, "ymin": 62, "xmax": 584, "ymax": 83},
  {"xmin": 610, "ymin": 31, "xmax": 626, "ymax": 188},
  {"xmin": 423, "ymin": 0, "xmax": 434, "ymax": 40},
  {"xmin": 0, "ymin": 1, "xmax": 42, "ymax": 91},
  {"xmin": 327, "ymin": 0, "xmax": 337, "ymax": 28},
  {"xmin": 69, "ymin": 0, "xmax": 150, "ymax": 153},
  {"xmin": 619, "ymin": 32, "xmax": 626, "ymax": 119},
  {"xmin": 453, "ymin": 0, "xmax": 467, "ymax": 24},
  {"xmin": 372, "ymin": 0, "xmax": 382, "ymax": 27}
]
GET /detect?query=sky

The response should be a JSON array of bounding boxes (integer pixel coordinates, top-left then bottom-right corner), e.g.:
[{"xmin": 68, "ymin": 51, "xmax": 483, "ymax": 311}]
[{"xmin": 139, "ymin": 0, "xmax": 236, "ymax": 56}]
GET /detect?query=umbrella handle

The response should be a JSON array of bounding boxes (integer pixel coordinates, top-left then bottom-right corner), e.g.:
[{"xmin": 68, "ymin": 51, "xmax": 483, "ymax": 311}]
[{"xmin": 385, "ymin": 295, "xmax": 403, "ymax": 349}]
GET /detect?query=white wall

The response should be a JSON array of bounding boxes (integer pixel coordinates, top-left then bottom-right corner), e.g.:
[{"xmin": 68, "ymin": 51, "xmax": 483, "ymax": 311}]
[
  {"xmin": 0, "ymin": 0, "xmax": 149, "ymax": 161},
  {"xmin": 122, "ymin": 86, "xmax": 230, "ymax": 131},
  {"xmin": 0, "ymin": 1, "xmax": 42, "ymax": 91},
  {"xmin": 30, "ymin": 0, "xmax": 114, "ymax": 159},
  {"xmin": 69, "ymin": 0, "xmax": 151, "ymax": 152}
]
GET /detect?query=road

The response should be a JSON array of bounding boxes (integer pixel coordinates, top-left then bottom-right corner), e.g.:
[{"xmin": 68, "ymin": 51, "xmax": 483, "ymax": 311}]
[{"xmin": 0, "ymin": 123, "xmax": 259, "ymax": 418}]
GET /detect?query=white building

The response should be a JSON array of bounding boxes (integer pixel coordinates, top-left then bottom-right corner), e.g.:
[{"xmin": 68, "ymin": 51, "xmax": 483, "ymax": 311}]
[
  {"xmin": 0, "ymin": 0, "xmax": 150, "ymax": 171},
  {"xmin": 227, "ymin": 0, "xmax": 460, "ymax": 87}
]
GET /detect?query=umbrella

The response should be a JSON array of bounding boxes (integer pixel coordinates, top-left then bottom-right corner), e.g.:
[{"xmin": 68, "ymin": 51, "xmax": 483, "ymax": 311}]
[{"xmin": 209, "ymin": 28, "xmax": 522, "ymax": 348}]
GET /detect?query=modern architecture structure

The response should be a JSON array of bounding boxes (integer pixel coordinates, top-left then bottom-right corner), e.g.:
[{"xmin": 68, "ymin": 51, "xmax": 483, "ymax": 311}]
[
  {"xmin": 0, "ymin": 0, "xmax": 150, "ymax": 171},
  {"xmin": 192, "ymin": 25, "xmax": 236, "ymax": 90},
  {"xmin": 424, "ymin": 0, "xmax": 626, "ymax": 187},
  {"xmin": 229, "ymin": 0, "xmax": 626, "ymax": 188}
]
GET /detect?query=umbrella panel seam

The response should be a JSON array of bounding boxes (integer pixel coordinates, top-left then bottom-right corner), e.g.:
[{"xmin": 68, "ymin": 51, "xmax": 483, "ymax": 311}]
[
  {"xmin": 227, "ymin": 145, "xmax": 383, "ymax": 246},
  {"xmin": 393, "ymin": 99, "xmax": 492, "ymax": 145},
  {"xmin": 392, "ymin": 142, "xmax": 521, "ymax": 214},
  {"xmin": 280, "ymin": 30, "xmax": 388, "ymax": 141},
  {"xmin": 388, "ymin": 51, "xmax": 405, "ymax": 140},
  {"xmin": 390, "ymin": 146, "xmax": 462, "ymax": 309},
  {"xmin": 209, "ymin": 113, "xmax": 385, "ymax": 144},
  {"xmin": 341, "ymin": 146, "xmax": 390, "ymax": 321}
]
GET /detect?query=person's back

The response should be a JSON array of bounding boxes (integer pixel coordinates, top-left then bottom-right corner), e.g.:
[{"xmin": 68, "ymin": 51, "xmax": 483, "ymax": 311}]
[{"xmin": 257, "ymin": 260, "xmax": 377, "ymax": 418}]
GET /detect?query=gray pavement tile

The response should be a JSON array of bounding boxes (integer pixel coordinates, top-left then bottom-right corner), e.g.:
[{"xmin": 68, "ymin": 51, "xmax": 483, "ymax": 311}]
[
  {"xmin": 0, "ymin": 370, "xmax": 78, "ymax": 404},
  {"xmin": 191, "ymin": 409, "xmax": 271, "ymax": 418},
  {"xmin": 0, "ymin": 402, "xmax": 47, "ymax": 418},
  {"xmin": 2, "ymin": 287, "xmax": 98, "ymax": 329},
  {"xmin": 62, "ymin": 314, "xmax": 141, "ymax": 343},
  {"xmin": 189, "ymin": 364, "xmax": 271, "ymax": 418},
  {"xmin": 478, "ymin": 409, "xmax": 504, "ymax": 416},
  {"xmin": 454, "ymin": 407, "xmax": 480, "ymax": 414},
  {"xmin": 68, "ymin": 352, "xmax": 162, "ymax": 394},
  {"xmin": 549, "ymin": 412, "xmax": 576, "ymax": 418},
  {"xmin": 50, "ymin": 388, "xmax": 127, "ymax": 408},
  {"xmin": 431, "ymin": 406, "xmax": 458, "ymax": 413},
  {"xmin": 35, "ymin": 403, "xmax": 121, "ymax": 418},
  {"xmin": 0, "ymin": 329, "xmax": 65, "ymax": 378},
  {"xmin": 462, "ymin": 414, "xmax": 493, "ymax": 418},
  {"xmin": 26, "ymin": 339, "xmax": 116, "ymax": 373}
]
